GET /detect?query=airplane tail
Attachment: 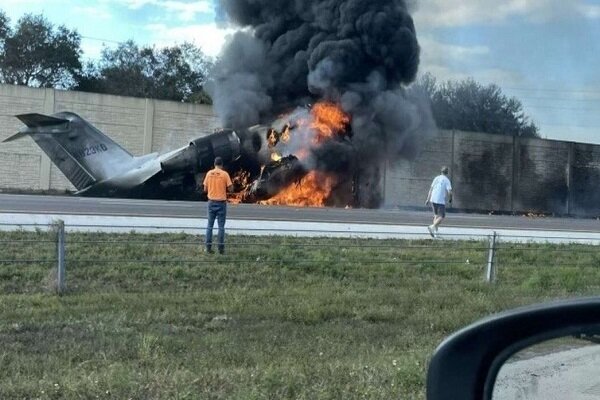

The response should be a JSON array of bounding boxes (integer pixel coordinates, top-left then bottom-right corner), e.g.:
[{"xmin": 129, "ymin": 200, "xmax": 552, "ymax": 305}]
[{"xmin": 4, "ymin": 112, "xmax": 134, "ymax": 190}]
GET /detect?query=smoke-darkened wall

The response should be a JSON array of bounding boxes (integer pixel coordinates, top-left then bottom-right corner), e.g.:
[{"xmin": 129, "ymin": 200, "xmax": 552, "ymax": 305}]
[
  {"xmin": 209, "ymin": 0, "xmax": 435, "ymax": 206},
  {"xmin": 385, "ymin": 130, "xmax": 600, "ymax": 217},
  {"xmin": 571, "ymin": 143, "xmax": 600, "ymax": 216},
  {"xmin": 513, "ymin": 138, "xmax": 569, "ymax": 213},
  {"xmin": 456, "ymin": 133, "xmax": 513, "ymax": 211}
]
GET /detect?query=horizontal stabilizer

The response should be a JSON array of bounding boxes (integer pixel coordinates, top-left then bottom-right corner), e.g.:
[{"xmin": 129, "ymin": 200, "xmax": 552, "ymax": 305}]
[
  {"xmin": 2, "ymin": 132, "xmax": 28, "ymax": 142},
  {"xmin": 17, "ymin": 113, "xmax": 69, "ymax": 128},
  {"xmin": 3, "ymin": 114, "xmax": 70, "ymax": 143}
]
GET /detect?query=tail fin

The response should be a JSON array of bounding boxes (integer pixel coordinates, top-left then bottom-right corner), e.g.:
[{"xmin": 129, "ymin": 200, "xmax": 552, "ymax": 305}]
[{"xmin": 5, "ymin": 112, "xmax": 134, "ymax": 190}]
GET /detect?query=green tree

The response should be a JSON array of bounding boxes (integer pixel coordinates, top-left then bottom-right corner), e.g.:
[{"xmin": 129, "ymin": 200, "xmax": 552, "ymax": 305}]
[
  {"xmin": 77, "ymin": 41, "xmax": 213, "ymax": 103},
  {"xmin": 0, "ymin": 11, "xmax": 9, "ymax": 43},
  {"xmin": 418, "ymin": 73, "xmax": 539, "ymax": 137},
  {"xmin": 0, "ymin": 13, "xmax": 82, "ymax": 88}
]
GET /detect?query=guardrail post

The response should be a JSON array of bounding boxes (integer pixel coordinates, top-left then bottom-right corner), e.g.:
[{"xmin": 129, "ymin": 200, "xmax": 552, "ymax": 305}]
[
  {"xmin": 486, "ymin": 231, "xmax": 497, "ymax": 283},
  {"xmin": 56, "ymin": 220, "xmax": 66, "ymax": 294}
]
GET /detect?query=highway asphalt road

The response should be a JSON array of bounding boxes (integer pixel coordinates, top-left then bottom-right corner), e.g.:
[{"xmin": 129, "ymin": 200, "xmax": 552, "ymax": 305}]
[
  {"xmin": 1, "ymin": 193, "xmax": 599, "ymax": 233},
  {"xmin": 494, "ymin": 343, "xmax": 600, "ymax": 400}
]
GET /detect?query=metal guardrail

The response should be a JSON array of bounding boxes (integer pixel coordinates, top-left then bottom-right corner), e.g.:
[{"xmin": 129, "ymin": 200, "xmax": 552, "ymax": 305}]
[{"xmin": 1, "ymin": 220, "xmax": 600, "ymax": 295}]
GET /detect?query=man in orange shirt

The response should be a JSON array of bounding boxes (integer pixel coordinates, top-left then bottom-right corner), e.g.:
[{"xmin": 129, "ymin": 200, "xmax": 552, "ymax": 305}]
[{"xmin": 203, "ymin": 157, "xmax": 233, "ymax": 254}]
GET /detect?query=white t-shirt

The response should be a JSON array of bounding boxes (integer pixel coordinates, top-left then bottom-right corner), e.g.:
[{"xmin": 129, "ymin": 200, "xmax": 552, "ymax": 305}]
[{"xmin": 430, "ymin": 175, "xmax": 452, "ymax": 205}]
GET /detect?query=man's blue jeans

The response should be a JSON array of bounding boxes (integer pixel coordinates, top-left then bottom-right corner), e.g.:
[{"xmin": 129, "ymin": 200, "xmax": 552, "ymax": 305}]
[{"xmin": 206, "ymin": 200, "xmax": 227, "ymax": 252}]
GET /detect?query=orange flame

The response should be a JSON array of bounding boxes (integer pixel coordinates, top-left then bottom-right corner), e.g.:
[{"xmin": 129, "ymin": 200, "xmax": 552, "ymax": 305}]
[
  {"xmin": 228, "ymin": 170, "xmax": 251, "ymax": 204},
  {"xmin": 310, "ymin": 102, "xmax": 350, "ymax": 144},
  {"xmin": 259, "ymin": 171, "xmax": 337, "ymax": 207},
  {"xmin": 281, "ymin": 124, "xmax": 291, "ymax": 143},
  {"xmin": 267, "ymin": 128, "xmax": 278, "ymax": 147}
]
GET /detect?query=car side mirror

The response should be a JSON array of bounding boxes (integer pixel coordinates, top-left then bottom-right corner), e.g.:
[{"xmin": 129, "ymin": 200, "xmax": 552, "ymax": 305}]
[{"xmin": 426, "ymin": 297, "xmax": 600, "ymax": 400}]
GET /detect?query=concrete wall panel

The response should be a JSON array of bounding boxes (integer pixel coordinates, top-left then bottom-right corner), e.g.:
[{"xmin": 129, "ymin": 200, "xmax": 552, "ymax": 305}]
[
  {"xmin": 453, "ymin": 131, "xmax": 513, "ymax": 211},
  {"xmin": 384, "ymin": 131, "xmax": 451, "ymax": 207},
  {"xmin": 514, "ymin": 138, "xmax": 569, "ymax": 213},
  {"xmin": 571, "ymin": 143, "xmax": 600, "ymax": 216},
  {"xmin": 0, "ymin": 85, "xmax": 48, "ymax": 189},
  {"xmin": 152, "ymin": 101, "xmax": 221, "ymax": 154},
  {"xmin": 0, "ymin": 152, "xmax": 41, "ymax": 190}
]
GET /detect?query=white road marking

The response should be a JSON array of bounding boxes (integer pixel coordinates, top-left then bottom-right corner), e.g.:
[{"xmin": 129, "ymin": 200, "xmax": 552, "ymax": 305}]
[{"xmin": 1, "ymin": 213, "xmax": 600, "ymax": 244}]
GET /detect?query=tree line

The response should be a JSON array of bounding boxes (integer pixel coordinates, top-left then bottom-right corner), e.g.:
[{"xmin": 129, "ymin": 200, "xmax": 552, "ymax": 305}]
[
  {"xmin": 416, "ymin": 73, "xmax": 539, "ymax": 138},
  {"xmin": 0, "ymin": 10, "xmax": 538, "ymax": 136},
  {"xmin": 0, "ymin": 11, "xmax": 213, "ymax": 103}
]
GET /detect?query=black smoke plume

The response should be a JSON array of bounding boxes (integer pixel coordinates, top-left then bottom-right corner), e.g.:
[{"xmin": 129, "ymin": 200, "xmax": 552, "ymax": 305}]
[{"xmin": 209, "ymin": 0, "xmax": 435, "ymax": 206}]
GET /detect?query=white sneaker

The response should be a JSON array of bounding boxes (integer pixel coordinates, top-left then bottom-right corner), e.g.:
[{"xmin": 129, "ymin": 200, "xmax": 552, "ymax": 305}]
[{"xmin": 427, "ymin": 225, "xmax": 436, "ymax": 238}]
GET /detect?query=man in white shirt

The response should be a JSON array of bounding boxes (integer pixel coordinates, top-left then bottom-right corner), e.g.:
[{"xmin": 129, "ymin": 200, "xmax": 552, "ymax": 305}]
[{"xmin": 425, "ymin": 166, "xmax": 453, "ymax": 238}]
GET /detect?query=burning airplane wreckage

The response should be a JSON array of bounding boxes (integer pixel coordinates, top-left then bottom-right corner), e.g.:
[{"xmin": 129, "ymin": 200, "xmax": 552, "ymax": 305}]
[
  {"xmin": 5, "ymin": 104, "xmax": 355, "ymax": 206},
  {"xmin": 230, "ymin": 101, "xmax": 354, "ymax": 205},
  {"xmin": 6, "ymin": 0, "xmax": 434, "ymax": 208}
]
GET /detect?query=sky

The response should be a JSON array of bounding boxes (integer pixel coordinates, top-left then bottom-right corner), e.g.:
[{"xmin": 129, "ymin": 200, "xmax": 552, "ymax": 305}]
[{"xmin": 2, "ymin": 0, "xmax": 600, "ymax": 144}]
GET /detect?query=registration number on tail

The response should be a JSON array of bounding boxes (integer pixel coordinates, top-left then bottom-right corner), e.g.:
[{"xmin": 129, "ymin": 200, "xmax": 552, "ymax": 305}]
[{"xmin": 77, "ymin": 144, "xmax": 108, "ymax": 158}]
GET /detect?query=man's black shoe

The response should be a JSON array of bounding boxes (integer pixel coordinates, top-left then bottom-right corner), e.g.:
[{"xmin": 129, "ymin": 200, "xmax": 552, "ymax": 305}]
[
  {"xmin": 205, "ymin": 248, "xmax": 214, "ymax": 254},
  {"xmin": 218, "ymin": 248, "xmax": 225, "ymax": 255}
]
